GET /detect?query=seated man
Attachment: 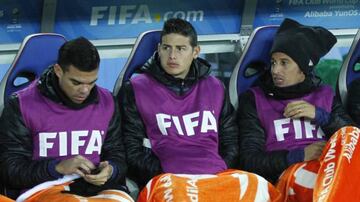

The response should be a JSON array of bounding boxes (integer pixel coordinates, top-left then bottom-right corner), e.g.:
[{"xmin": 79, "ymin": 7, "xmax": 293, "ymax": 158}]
[
  {"xmin": 0, "ymin": 37, "xmax": 131, "ymax": 202},
  {"xmin": 347, "ymin": 78, "xmax": 360, "ymax": 126},
  {"xmin": 119, "ymin": 18, "xmax": 280, "ymax": 201},
  {"xmin": 237, "ymin": 18, "xmax": 356, "ymax": 201}
]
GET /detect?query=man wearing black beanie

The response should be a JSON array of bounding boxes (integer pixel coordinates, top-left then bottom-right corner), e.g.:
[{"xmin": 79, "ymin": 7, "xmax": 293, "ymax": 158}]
[
  {"xmin": 270, "ymin": 18, "xmax": 337, "ymax": 76},
  {"xmin": 237, "ymin": 18, "xmax": 355, "ymax": 201}
]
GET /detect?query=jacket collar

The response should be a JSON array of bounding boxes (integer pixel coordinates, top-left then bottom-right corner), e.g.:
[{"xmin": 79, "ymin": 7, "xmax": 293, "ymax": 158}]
[{"xmin": 140, "ymin": 52, "xmax": 211, "ymax": 89}]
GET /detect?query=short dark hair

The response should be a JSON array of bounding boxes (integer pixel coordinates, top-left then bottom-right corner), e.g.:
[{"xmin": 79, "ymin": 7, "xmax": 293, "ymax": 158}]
[
  {"xmin": 57, "ymin": 37, "xmax": 100, "ymax": 72},
  {"xmin": 160, "ymin": 18, "xmax": 198, "ymax": 47}
]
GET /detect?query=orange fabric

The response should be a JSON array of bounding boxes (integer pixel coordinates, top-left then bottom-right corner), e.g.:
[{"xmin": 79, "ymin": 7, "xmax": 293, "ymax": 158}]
[
  {"xmin": 0, "ymin": 195, "xmax": 14, "ymax": 202},
  {"xmin": 138, "ymin": 169, "xmax": 282, "ymax": 202},
  {"xmin": 314, "ymin": 126, "xmax": 360, "ymax": 202},
  {"xmin": 276, "ymin": 160, "xmax": 319, "ymax": 202},
  {"xmin": 276, "ymin": 126, "xmax": 360, "ymax": 202},
  {"xmin": 24, "ymin": 181, "xmax": 133, "ymax": 202}
]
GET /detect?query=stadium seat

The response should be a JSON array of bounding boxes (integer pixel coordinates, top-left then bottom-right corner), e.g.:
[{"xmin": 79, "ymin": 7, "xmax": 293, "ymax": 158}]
[
  {"xmin": 113, "ymin": 30, "xmax": 161, "ymax": 95},
  {"xmin": 0, "ymin": 33, "xmax": 66, "ymax": 199},
  {"xmin": 112, "ymin": 29, "xmax": 161, "ymax": 200},
  {"xmin": 228, "ymin": 25, "xmax": 279, "ymax": 109},
  {"xmin": 337, "ymin": 29, "xmax": 360, "ymax": 105},
  {"xmin": 0, "ymin": 33, "xmax": 67, "ymax": 114}
]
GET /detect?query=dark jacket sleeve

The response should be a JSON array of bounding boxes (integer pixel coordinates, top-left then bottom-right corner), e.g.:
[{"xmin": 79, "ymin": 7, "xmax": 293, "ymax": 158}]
[
  {"xmin": 321, "ymin": 93, "xmax": 354, "ymax": 137},
  {"xmin": 347, "ymin": 79, "xmax": 360, "ymax": 127},
  {"xmin": 118, "ymin": 82, "xmax": 162, "ymax": 188},
  {"xmin": 0, "ymin": 96, "xmax": 56, "ymax": 189},
  {"xmin": 237, "ymin": 91, "xmax": 289, "ymax": 183},
  {"xmin": 218, "ymin": 89, "xmax": 240, "ymax": 168},
  {"xmin": 100, "ymin": 96, "xmax": 127, "ymax": 185}
]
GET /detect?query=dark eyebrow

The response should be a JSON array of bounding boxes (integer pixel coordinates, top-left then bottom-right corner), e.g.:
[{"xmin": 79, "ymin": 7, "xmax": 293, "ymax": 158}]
[
  {"xmin": 280, "ymin": 58, "xmax": 290, "ymax": 62},
  {"xmin": 271, "ymin": 57, "xmax": 290, "ymax": 62},
  {"xmin": 162, "ymin": 44, "xmax": 187, "ymax": 48},
  {"xmin": 70, "ymin": 78, "xmax": 98, "ymax": 85},
  {"xmin": 176, "ymin": 45, "xmax": 187, "ymax": 48}
]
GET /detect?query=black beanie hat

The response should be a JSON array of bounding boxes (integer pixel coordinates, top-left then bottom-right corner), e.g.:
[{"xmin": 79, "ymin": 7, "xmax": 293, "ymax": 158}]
[{"xmin": 270, "ymin": 18, "xmax": 337, "ymax": 75}]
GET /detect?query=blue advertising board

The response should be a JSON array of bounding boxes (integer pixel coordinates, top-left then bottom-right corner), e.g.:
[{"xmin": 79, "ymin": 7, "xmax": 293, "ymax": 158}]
[
  {"xmin": 55, "ymin": 0, "xmax": 244, "ymax": 40},
  {"xmin": 254, "ymin": 0, "xmax": 360, "ymax": 29},
  {"xmin": 0, "ymin": 0, "xmax": 42, "ymax": 44}
]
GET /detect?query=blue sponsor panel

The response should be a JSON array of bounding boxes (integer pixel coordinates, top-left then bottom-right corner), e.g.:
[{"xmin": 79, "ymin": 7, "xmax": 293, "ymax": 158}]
[
  {"xmin": 97, "ymin": 57, "xmax": 127, "ymax": 92},
  {"xmin": 0, "ymin": 0, "xmax": 42, "ymax": 44},
  {"xmin": 0, "ymin": 64, "xmax": 10, "ymax": 81},
  {"xmin": 55, "ymin": 0, "xmax": 243, "ymax": 40},
  {"xmin": 254, "ymin": 0, "xmax": 360, "ymax": 29}
]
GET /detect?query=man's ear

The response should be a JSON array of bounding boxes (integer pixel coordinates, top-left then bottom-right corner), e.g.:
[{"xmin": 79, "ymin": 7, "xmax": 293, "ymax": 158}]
[
  {"xmin": 157, "ymin": 43, "xmax": 161, "ymax": 53},
  {"xmin": 193, "ymin": 46, "xmax": 200, "ymax": 59},
  {"xmin": 54, "ymin": 64, "xmax": 63, "ymax": 78}
]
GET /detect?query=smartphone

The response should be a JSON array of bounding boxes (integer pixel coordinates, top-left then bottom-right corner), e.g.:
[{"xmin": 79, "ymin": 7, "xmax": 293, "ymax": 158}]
[{"xmin": 90, "ymin": 167, "xmax": 101, "ymax": 175}]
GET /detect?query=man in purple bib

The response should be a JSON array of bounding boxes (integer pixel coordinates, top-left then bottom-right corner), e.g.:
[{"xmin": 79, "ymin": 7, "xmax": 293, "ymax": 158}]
[
  {"xmin": 237, "ymin": 18, "xmax": 354, "ymax": 183},
  {"xmin": 0, "ymin": 37, "xmax": 128, "ymax": 199},
  {"xmin": 118, "ymin": 18, "xmax": 239, "ymax": 188}
]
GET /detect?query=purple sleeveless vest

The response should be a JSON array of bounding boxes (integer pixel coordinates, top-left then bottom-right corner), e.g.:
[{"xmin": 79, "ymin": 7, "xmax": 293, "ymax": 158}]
[
  {"xmin": 131, "ymin": 74, "xmax": 226, "ymax": 174},
  {"xmin": 17, "ymin": 81, "xmax": 114, "ymax": 164},
  {"xmin": 251, "ymin": 85, "xmax": 333, "ymax": 151}
]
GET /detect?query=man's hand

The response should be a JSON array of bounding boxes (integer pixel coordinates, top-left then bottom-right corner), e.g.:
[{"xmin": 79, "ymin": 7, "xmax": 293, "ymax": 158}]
[
  {"xmin": 83, "ymin": 161, "xmax": 113, "ymax": 186},
  {"xmin": 55, "ymin": 155, "xmax": 95, "ymax": 177},
  {"xmin": 284, "ymin": 100, "xmax": 316, "ymax": 120},
  {"xmin": 304, "ymin": 141, "xmax": 327, "ymax": 161}
]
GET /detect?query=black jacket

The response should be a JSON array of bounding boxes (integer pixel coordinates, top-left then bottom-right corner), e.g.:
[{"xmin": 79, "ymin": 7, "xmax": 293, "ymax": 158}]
[
  {"xmin": 237, "ymin": 87, "xmax": 353, "ymax": 183},
  {"xmin": 118, "ymin": 53, "xmax": 239, "ymax": 187},
  {"xmin": 0, "ymin": 67, "xmax": 127, "ymax": 192},
  {"xmin": 347, "ymin": 78, "xmax": 360, "ymax": 126}
]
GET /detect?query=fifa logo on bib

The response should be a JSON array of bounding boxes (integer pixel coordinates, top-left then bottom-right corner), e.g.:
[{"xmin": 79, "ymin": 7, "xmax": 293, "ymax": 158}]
[
  {"xmin": 156, "ymin": 110, "xmax": 217, "ymax": 136},
  {"xmin": 38, "ymin": 130, "xmax": 104, "ymax": 157},
  {"xmin": 274, "ymin": 118, "xmax": 324, "ymax": 141}
]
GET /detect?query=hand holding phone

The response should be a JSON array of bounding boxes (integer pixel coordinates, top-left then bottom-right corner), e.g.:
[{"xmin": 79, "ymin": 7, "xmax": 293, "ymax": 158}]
[{"xmin": 90, "ymin": 167, "xmax": 101, "ymax": 175}]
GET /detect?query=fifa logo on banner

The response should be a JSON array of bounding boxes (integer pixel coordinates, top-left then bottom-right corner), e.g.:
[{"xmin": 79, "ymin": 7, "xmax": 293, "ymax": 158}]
[{"xmin": 90, "ymin": 4, "xmax": 204, "ymax": 26}]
